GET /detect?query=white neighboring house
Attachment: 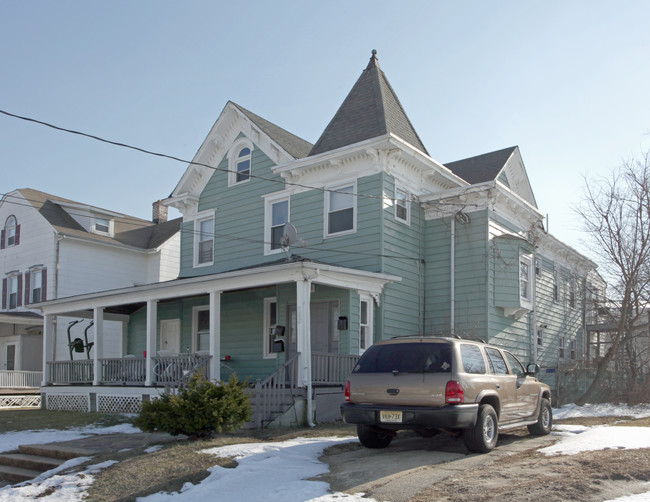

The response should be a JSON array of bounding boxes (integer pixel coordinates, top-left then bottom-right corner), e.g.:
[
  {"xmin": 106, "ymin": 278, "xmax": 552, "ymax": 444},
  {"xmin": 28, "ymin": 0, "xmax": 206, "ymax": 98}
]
[{"xmin": 0, "ymin": 188, "xmax": 181, "ymax": 391}]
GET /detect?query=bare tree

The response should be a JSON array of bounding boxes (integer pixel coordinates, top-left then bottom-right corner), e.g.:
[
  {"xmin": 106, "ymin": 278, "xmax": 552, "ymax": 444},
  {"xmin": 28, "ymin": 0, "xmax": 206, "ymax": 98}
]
[{"xmin": 575, "ymin": 150, "xmax": 650, "ymax": 405}]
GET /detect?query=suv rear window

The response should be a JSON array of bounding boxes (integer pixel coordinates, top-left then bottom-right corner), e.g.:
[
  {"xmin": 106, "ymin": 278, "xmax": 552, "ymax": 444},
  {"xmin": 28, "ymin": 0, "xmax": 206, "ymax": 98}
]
[{"xmin": 353, "ymin": 342, "xmax": 452, "ymax": 374}]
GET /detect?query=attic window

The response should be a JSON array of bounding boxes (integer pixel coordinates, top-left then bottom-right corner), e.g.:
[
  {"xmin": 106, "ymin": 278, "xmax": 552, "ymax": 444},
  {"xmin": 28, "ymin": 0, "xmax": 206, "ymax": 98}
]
[
  {"xmin": 228, "ymin": 139, "xmax": 254, "ymax": 187},
  {"xmin": 93, "ymin": 216, "xmax": 111, "ymax": 235}
]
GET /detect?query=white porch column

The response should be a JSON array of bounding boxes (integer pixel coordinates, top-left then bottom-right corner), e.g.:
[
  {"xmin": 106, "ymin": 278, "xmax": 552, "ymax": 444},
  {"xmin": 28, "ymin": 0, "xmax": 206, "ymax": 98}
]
[
  {"xmin": 209, "ymin": 291, "xmax": 222, "ymax": 382},
  {"xmin": 42, "ymin": 314, "xmax": 55, "ymax": 387},
  {"xmin": 145, "ymin": 300, "xmax": 158, "ymax": 386},
  {"xmin": 92, "ymin": 307, "xmax": 104, "ymax": 386},
  {"xmin": 296, "ymin": 279, "xmax": 312, "ymax": 387}
]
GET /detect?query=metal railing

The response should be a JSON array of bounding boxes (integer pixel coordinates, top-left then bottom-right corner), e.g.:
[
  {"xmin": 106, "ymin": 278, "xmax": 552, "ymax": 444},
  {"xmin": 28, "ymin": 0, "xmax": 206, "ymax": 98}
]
[
  {"xmin": 253, "ymin": 353, "xmax": 300, "ymax": 428},
  {"xmin": 0, "ymin": 370, "xmax": 43, "ymax": 388},
  {"xmin": 311, "ymin": 352, "xmax": 359, "ymax": 385}
]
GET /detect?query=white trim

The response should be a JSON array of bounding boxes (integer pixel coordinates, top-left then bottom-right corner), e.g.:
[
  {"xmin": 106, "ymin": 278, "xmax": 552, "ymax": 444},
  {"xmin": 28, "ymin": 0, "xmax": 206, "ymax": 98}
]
[
  {"xmin": 91, "ymin": 215, "xmax": 113, "ymax": 237},
  {"xmin": 519, "ymin": 254, "xmax": 533, "ymax": 310},
  {"xmin": 228, "ymin": 138, "xmax": 254, "ymax": 187},
  {"xmin": 262, "ymin": 297, "xmax": 278, "ymax": 359},
  {"xmin": 359, "ymin": 293, "xmax": 373, "ymax": 354},
  {"xmin": 193, "ymin": 210, "xmax": 215, "ymax": 268},
  {"xmin": 192, "ymin": 306, "xmax": 210, "ymax": 352},
  {"xmin": 324, "ymin": 180, "xmax": 357, "ymax": 238},
  {"xmin": 263, "ymin": 191, "xmax": 290, "ymax": 255}
]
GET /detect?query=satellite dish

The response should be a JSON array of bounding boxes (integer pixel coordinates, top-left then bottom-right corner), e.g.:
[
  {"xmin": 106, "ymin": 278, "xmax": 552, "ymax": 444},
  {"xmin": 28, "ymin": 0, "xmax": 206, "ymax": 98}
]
[{"xmin": 280, "ymin": 222, "xmax": 297, "ymax": 248}]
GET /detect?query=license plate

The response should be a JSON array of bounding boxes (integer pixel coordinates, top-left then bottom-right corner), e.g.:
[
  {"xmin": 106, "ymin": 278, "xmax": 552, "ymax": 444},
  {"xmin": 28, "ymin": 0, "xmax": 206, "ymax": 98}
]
[{"xmin": 380, "ymin": 410, "xmax": 402, "ymax": 423}]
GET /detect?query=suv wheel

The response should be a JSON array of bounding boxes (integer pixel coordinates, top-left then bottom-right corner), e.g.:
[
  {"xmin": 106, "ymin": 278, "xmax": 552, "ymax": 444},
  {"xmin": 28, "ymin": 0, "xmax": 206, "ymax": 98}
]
[
  {"xmin": 357, "ymin": 424, "xmax": 393, "ymax": 449},
  {"xmin": 464, "ymin": 404, "xmax": 498, "ymax": 453},
  {"xmin": 527, "ymin": 398, "xmax": 552, "ymax": 436}
]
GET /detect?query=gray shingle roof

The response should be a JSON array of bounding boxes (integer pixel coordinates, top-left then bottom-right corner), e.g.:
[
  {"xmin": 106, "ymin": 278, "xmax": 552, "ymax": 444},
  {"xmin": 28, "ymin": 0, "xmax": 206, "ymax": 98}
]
[
  {"xmin": 233, "ymin": 103, "xmax": 313, "ymax": 159},
  {"xmin": 444, "ymin": 146, "xmax": 518, "ymax": 184},
  {"xmin": 17, "ymin": 188, "xmax": 180, "ymax": 250},
  {"xmin": 309, "ymin": 51, "xmax": 428, "ymax": 156}
]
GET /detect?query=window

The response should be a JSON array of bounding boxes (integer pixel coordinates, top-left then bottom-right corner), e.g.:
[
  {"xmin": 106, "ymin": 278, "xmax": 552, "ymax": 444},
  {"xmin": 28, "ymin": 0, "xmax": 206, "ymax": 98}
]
[
  {"xmin": 537, "ymin": 327, "xmax": 544, "ymax": 347},
  {"xmin": 460, "ymin": 344, "xmax": 486, "ymax": 374},
  {"xmin": 2, "ymin": 215, "xmax": 19, "ymax": 249},
  {"xmin": 504, "ymin": 351, "xmax": 525, "ymax": 377},
  {"xmin": 359, "ymin": 296, "xmax": 373, "ymax": 353},
  {"xmin": 193, "ymin": 307, "xmax": 210, "ymax": 352},
  {"xmin": 263, "ymin": 297, "xmax": 278, "ymax": 358},
  {"xmin": 520, "ymin": 259, "xmax": 531, "ymax": 301},
  {"xmin": 326, "ymin": 183, "xmax": 356, "ymax": 236},
  {"xmin": 228, "ymin": 140, "xmax": 254, "ymax": 186},
  {"xmin": 553, "ymin": 268, "xmax": 559, "ymax": 303},
  {"xmin": 570, "ymin": 339, "xmax": 577, "ymax": 360},
  {"xmin": 30, "ymin": 268, "xmax": 42, "ymax": 304},
  {"xmin": 194, "ymin": 215, "xmax": 214, "ymax": 266},
  {"xmin": 485, "ymin": 347, "xmax": 508, "ymax": 374},
  {"xmin": 535, "ymin": 258, "xmax": 541, "ymax": 277},
  {"xmin": 264, "ymin": 194, "xmax": 290, "ymax": 254},
  {"xmin": 395, "ymin": 187, "xmax": 410, "ymax": 224},
  {"xmin": 7, "ymin": 273, "xmax": 19, "ymax": 310},
  {"xmin": 559, "ymin": 337, "xmax": 565, "ymax": 359},
  {"xmin": 352, "ymin": 342, "xmax": 452, "ymax": 374},
  {"xmin": 93, "ymin": 217, "xmax": 110, "ymax": 234},
  {"xmin": 568, "ymin": 277, "xmax": 576, "ymax": 309}
]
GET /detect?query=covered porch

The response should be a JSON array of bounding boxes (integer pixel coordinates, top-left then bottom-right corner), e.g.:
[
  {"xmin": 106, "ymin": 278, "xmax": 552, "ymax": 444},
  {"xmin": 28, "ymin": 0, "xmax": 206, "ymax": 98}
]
[{"xmin": 35, "ymin": 260, "xmax": 398, "ymax": 425}]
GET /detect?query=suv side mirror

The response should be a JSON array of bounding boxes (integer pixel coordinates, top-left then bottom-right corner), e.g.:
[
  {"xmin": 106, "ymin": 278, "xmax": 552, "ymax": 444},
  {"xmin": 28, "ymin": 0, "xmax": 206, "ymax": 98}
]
[{"xmin": 526, "ymin": 363, "xmax": 540, "ymax": 376}]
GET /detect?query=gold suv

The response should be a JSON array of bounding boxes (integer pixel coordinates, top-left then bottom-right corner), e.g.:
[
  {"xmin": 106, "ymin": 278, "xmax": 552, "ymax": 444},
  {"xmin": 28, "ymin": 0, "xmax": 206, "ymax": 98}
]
[{"xmin": 340, "ymin": 336, "xmax": 552, "ymax": 453}]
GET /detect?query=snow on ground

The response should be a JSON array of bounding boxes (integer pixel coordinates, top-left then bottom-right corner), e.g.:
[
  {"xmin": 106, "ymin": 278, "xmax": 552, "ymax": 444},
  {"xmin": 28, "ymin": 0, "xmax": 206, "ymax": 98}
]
[{"xmin": 0, "ymin": 404, "xmax": 648, "ymax": 501}]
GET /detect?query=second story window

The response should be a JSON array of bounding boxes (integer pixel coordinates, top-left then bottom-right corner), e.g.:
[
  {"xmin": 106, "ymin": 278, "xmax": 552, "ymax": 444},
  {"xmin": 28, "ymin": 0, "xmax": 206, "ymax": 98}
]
[
  {"xmin": 553, "ymin": 267, "xmax": 559, "ymax": 303},
  {"xmin": 326, "ymin": 183, "xmax": 356, "ymax": 237},
  {"xmin": 264, "ymin": 194, "xmax": 290, "ymax": 255},
  {"xmin": 559, "ymin": 336, "xmax": 565, "ymax": 359},
  {"xmin": 194, "ymin": 214, "xmax": 215, "ymax": 267},
  {"xmin": 4, "ymin": 273, "xmax": 20, "ymax": 310},
  {"xmin": 395, "ymin": 187, "xmax": 410, "ymax": 224},
  {"xmin": 520, "ymin": 259, "xmax": 531, "ymax": 301},
  {"xmin": 2, "ymin": 215, "xmax": 19, "ymax": 249},
  {"xmin": 30, "ymin": 268, "xmax": 43, "ymax": 303}
]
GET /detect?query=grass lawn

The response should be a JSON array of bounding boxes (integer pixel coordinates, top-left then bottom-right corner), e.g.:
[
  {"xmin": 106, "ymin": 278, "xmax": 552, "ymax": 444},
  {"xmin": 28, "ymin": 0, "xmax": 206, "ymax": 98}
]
[{"xmin": 0, "ymin": 409, "xmax": 133, "ymax": 433}]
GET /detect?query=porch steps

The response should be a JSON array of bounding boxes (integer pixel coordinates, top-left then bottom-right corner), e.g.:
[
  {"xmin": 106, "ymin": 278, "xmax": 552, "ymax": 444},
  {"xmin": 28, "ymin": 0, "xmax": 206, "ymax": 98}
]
[{"xmin": 0, "ymin": 443, "xmax": 88, "ymax": 485}]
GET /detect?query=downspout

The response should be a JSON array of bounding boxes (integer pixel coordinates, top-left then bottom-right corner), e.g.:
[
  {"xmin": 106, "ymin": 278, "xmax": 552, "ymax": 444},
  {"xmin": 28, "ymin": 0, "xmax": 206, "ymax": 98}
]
[
  {"xmin": 532, "ymin": 254, "xmax": 538, "ymax": 363},
  {"xmin": 450, "ymin": 218, "xmax": 455, "ymax": 335},
  {"xmin": 53, "ymin": 234, "xmax": 64, "ymax": 360}
]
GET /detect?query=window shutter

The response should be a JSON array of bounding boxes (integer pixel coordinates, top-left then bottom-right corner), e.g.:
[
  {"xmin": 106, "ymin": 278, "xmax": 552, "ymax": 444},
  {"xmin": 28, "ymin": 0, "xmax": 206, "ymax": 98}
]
[
  {"xmin": 1, "ymin": 278, "xmax": 6, "ymax": 309},
  {"xmin": 16, "ymin": 273, "xmax": 23, "ymax": 308},
  {"xmin": 0, "ymin": 229, "xmax": 5, "ymax": 250},
  {"xmin": 24, "ymin": 272, "xmax": 30, "ymax": 305},
  {"xmin": 42, "ymin": 268, "xmax": 47, "ymax": 301},
  {"xmin": 14, "ymin": 225, "xmax": 20, "ymax": 246}
]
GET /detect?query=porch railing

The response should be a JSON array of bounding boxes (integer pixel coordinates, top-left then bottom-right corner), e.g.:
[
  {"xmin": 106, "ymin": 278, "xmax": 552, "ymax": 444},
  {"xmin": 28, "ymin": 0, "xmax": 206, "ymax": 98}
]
[
  {"xmin": 311, "ymin": 352, "xmax": 359, "ymax": 385},
  {"xmin": 0, "ymin": 370, "xmax": 43, "ymax": 388},
  {"xmin": 101, "ymin": 357, "xmax": 146, "ymax": 385},
  {"xmin": 253, "ymin": 353, "xmax": 300, "ymax": 428},
  {"xmin": 48, "ymin": 360, "xmax": 94, "ymax": 384},
  {"xmin": 152, "ymin": 354, "xmax": 211, "ymax": 386}
]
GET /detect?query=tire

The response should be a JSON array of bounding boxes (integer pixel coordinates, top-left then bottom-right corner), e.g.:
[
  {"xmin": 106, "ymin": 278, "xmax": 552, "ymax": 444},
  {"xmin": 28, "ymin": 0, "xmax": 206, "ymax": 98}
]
[
  {"xmin": 527, "ymin": 398, "xmax": 552, "ymax": 436},
  {"xmin": 464, "ymin": 404, "xmax": 498, "ymax": 453},
  {"xmin": 357, "ymin": 424, "xmax": 393, "ymax": 449}
]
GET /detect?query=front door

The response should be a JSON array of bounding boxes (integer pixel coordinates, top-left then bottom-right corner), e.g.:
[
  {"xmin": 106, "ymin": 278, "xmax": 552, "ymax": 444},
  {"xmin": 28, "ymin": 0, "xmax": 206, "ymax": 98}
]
[
  {"xmin": 287, "ymin": 301, "xmax": 340, "ymax": 359},
  {"xmin": 5, "ymin": 344, "xmax": 16, "ymax": 371},
  {"xmin": 159, "ymin": 319, "xmax": 181, "ymax": 354}
]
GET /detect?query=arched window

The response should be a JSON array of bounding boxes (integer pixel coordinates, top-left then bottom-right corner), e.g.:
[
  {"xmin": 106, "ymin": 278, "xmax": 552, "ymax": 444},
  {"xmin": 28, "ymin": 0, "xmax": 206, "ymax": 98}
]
[
  {"xmin": 2, "ymin": 215, "xmax": 19, "ymax": 249},
  {"xmin": 228, "ymin": 139, "xmax": 253, "ymax": 186}
]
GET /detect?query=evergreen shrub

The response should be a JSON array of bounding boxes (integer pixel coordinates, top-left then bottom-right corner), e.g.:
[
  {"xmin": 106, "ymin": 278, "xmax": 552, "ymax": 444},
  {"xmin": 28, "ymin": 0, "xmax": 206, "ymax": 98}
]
[{"xmin": 135, "ymin": 373, "xmax": 251, "ymax": 437}]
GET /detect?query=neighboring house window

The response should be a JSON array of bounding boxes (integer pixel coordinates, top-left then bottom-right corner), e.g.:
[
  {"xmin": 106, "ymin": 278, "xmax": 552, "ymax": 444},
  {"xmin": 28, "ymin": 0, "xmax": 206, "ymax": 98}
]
[
  {"xmin": 193, "ymin": 306, "xmax": 210, "ymax": 352},
  {"xmin": 228, "ymin": 139, "xmax": 254, "ymax": 186},
  {"xmin": 535, "ymin": 258, "xmax": 541, "ymax": 277},
  {"xmin": 263, "ymin": 297, "xmax": 278, "ymax": 358},
  {"xmin": 27, "ymin": 267, "xmax": 46, "ymax": 304},
  {"xmin": 553, "ymin": 268, "xmax": 559, "ymax": 303},
  {"xmin": 568, "ymin": 277, "xmax": 576, "ymax": 309},
  {"xmin": 326, "ymin": 183, "xmax": 356, "ymax": 237},
  {"xmin": 359, "ymin": 295, "xmax": 373, "ymax": 353},
  {"xmin": 395, "ymin": 187, "xmax": 410, "ymax": 224},
  {"xmin": 194, "ymin": 214, "xmax": 214, "ymax": 267},
  {"xmin": 570, "ymin": 339, "xmax": 577, "ymax": 360},
  {"xmin": 520, "ymin": 258, "xmax": 531, "ymax": 301},
  {"xmin": 537, "ymin": 327, "xmax": 544, "ymax": 347},
  {"xmin": 559, "ymin": 337, "xmax": 565, "ymax": 359},
  {"xmin": 263, "ymin": 193, "xmax": 290, "ymax": 254},
  {"xmin": 4, "ymin": 273, "xmax": 21, "ymax": 310},
  {"xmin": 1, "ymin": 215, "xmax": 19, "ymax": 249}
]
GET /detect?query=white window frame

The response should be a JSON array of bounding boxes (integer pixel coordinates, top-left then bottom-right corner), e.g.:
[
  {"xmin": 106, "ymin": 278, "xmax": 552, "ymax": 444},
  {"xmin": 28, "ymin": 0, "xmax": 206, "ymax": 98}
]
[
  {"xmin": 359, "ymin": 294, "xmax": 373, "ymax": 354},
  {"xmin": 535, "ymin": 257, "xmax": 541, "ymax": 277},
  {"xmin": 29, "ymin": 266, "xmax": 43, "ymax": 304},
  {"xmin": 324, "ymin": 181, "xmax": 357, "ymax": 238},
  {"xmin": 263, "ymin": 297, "xmax": 278, "ymax": 359},
  {"xmin": 559, "ymin": 336, "xmax": 565, "ymax": 359},
  {"xmin": 519, "ymin": 255, "xmax": 533, "ymax": 303},
  {"xmin": 192, "ymin": 305, "xmax": 210, "ymax": 353},
  {"xmin": 570, "ymin": 339, "xmax": 577, "ymax": 360},
  {"xmin": 7, "ymin": 273, "xmax": 18, "ymax": 310},
  {"xmin": 92, "ymin": 215, "xmax": 113, "ymax": 236},
  {"xmin": 4, "ymin": 216, "xmax": 17, "ymax": 247},
  {"xmin": 553, "ymin": 267, "xmax": 559, "ymax": 303},
  {"xmin": 228, "ymin": 138, "xmax": 254, "ymax": 187},
  {"xmin": 568, "ymin": 276, "xmax": 576, "ymax": 310},
  {"xmin": 537, "ymin": 327, "xmax": 543, "ymax": 347},
  {"xmin": 394, "ymin": 186, "xmax": 411, "ymax": 225},
  {"xmin": 263, "ymin": 192, "xmax": 290, "ymax": 255},
  {"xmin": 193, "ymin": 210, "xmax": 215, "ymax": 268}
]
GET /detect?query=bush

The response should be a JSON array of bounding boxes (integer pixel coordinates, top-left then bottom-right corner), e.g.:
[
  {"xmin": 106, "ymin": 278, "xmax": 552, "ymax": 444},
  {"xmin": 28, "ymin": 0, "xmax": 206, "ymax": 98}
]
[{"xmin": 135, "ymin": 373, "xmax": 251, "ymax": 437}]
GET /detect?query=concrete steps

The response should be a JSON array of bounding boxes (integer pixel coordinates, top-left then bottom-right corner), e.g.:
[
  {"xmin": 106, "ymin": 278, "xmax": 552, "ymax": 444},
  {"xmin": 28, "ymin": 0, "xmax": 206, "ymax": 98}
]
[{"xmin": 0, "ymin": 443, "xmax": 92, "ymax": 485}]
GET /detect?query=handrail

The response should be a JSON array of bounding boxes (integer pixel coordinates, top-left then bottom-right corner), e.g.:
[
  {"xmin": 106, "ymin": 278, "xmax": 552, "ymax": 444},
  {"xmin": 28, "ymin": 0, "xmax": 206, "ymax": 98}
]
[
  {"xmin": 0, "ymin": 370, "xmax": 43, "ymax": 388},
  {"xmin": 253, "ymin": 353, "xmax": 300, "ymax": 429}
]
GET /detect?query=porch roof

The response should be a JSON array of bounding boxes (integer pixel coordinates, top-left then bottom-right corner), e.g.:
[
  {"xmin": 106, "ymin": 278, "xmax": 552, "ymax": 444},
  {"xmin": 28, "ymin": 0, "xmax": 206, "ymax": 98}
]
[{"xmin": 33, "ymin": 261, "xmax": 401, "ymax": 316}]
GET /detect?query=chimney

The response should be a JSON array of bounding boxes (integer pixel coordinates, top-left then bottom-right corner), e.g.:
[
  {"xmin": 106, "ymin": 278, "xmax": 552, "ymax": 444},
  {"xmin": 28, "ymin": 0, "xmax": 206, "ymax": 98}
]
[{"xmin": 152, "ymin": 200, "xmax": 168, "ymax": 224}]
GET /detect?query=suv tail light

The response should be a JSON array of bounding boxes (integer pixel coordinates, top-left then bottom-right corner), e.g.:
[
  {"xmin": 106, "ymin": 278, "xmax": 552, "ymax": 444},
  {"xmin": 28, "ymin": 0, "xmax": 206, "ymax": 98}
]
[
  {"xmin": 445, "ymin": 380, "xmax": 464, "ymax": 404},
  {"xmin": 344, "ymin": 380, "xmax": 351, "ymax": 401}
]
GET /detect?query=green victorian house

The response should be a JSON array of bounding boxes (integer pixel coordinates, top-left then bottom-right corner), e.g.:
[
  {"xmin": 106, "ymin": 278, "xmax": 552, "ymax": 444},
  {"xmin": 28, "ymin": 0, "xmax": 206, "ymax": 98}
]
[{"xmin": 36, "ymin": 51, "xmax": 597, "ymax": 423}]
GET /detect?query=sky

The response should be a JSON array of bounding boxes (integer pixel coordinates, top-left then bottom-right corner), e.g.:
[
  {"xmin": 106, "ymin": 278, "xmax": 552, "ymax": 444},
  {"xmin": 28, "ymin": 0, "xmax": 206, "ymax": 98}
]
[
  {"xmin": 1, "ymin": 1, "xmax": 650, "ymax": 261},
  {"xmin": 0, "ymin": 404, "xmax": 649, "ymax": 501}
]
